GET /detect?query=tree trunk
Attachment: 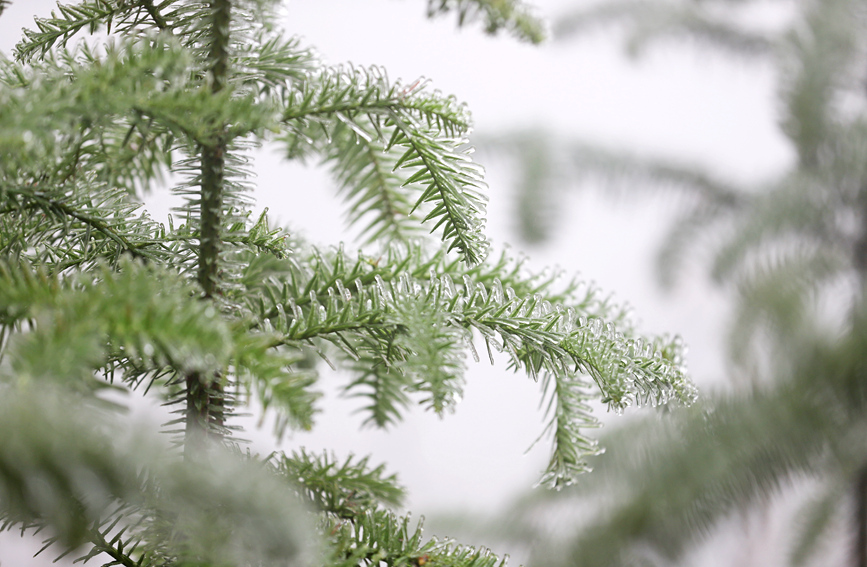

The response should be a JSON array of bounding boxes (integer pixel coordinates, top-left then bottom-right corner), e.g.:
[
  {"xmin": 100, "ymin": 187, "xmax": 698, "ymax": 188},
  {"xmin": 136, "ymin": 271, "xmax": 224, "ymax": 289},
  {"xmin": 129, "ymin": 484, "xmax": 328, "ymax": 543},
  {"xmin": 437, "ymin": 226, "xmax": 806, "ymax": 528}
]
[
  {"xmin": 856, "ymin": 466, "xmax": 867, "ymax": 567},
  {"xmin": 852, "ymin": 195, "xmax": 867, "ymax": 566},
  {"xmin": 185, "ymin": 0, "xmax": 231, "ymax": 458}
]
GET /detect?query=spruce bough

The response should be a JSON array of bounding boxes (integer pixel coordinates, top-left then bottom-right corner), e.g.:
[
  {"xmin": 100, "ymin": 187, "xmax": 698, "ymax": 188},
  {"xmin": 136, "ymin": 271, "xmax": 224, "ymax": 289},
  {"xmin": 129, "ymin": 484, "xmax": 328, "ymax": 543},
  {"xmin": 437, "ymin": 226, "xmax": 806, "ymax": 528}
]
[{"xmin": 0, "ymin": 1, "xmax": 694, "ymax": 565}]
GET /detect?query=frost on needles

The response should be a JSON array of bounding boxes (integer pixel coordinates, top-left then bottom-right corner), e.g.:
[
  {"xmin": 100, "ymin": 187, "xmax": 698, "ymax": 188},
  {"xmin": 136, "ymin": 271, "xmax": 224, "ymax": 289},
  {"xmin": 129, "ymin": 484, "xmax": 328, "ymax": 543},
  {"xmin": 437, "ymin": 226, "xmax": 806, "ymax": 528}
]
[{"xmin": 0, "ymin": 1, "xmax": 694, "ymax": 566}]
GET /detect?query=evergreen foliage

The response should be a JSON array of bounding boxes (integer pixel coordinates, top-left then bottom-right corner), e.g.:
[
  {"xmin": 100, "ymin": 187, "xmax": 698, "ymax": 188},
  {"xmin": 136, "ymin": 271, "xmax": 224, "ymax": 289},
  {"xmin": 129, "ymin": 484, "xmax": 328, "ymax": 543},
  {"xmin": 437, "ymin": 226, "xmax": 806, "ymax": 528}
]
[
  {"xmin": 489, "ymin": 0, "xmax": 867, "ymax": 565},
  {"xmin": 0, "ymin": 1, "xmax": 693, "ymax": 566}
]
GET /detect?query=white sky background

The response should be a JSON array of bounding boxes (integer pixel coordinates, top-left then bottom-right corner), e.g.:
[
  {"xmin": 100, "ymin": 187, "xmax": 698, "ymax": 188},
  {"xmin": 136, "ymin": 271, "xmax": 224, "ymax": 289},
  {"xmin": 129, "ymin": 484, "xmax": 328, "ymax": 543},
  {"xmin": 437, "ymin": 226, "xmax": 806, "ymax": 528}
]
[{"xmin": 0, "ymin": 1, "xmax": 795, "ymax": 565}]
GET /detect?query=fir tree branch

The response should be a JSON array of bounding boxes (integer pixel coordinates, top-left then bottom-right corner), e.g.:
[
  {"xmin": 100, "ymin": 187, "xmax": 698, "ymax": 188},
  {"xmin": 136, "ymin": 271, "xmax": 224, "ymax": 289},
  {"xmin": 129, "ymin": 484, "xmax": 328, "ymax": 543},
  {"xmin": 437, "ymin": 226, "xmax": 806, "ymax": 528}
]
[
  {"xmin": 0, "ymin": 180, "xmax": 176, "ymax": 276},
  {"xmin": 324, "ymin": 510, "xmax": 507, "ymax": 567},
  {"xmin": 0, "ymin": 2, "xmax": 708, "ymax": 563},
  {"xmin": 327, "ymin": 127, "xmax": 426, "ymax": 245},
  {"xmin": 2, "ymin": 184, "xmax": 152, "ymax": 260},
  {"xmin": 778, "ymin": 0, "xmax": 861, "ymax": 166},
  {"xmin": 234, "ymin": 32, "xmax": 315, "ymax": 96},
  {"xmin": 724, "ymin": 246, "xmax": 849, "ymax": 374},
  {"xmin": 243, "ymin": 243, "xmax": 692, "ymax": 484},
  {"xmin": 711, "ymin": 178, "xmax": 843, "ymax": 284},
  {"xmin": 13, "ymin": 1, "xmax": 184, "ymax": 63},
  {"xmin": 280, "ymin": 67, "xmax": 489, "ymax": 264},
  {"xmin": 14, "ymin": 0, "xmax": 122, "ymax": 62},
  {"xmin": 0, "ymin": 258, "xmax": 318, "ymax": 431},
  {"xmin": 82, "ymin": 520, "xmax": 142, "ymax": 567},
  {"xmin": 555, "ymin": 0, "xmax": 774, "ymax": 57},
  {"xmin": 275, "ymin": 450, "xmax": 405, "ymax": 518},
  {"xmin": 281, "ymin": 69, "xmax": 470, "ymax": 135},
  {"xmin": 536, "ymin": 371, "xmax": 600, "ymax": 488},
  {"xmin": 345, "ymin": 351, "xmax": 414, "ymax": 428},
  {"xmin": 558, "ymin": 361, "xmax": 857, "ymax": 567},
  {"xmin": 142, "ymin": 0, "xmax": 169, "ymax": 31},
  {"xmin": 481, "ymin": 130, "xmax": 748, "ymax": 251},
  {"xmin": 1, "ymin": 37, "xmax": 273, "ymax": 181},
  {"xmin": 388, "ymin": 108, "xmax": 489, "ymax": 265},
  {"xmin": 0, "ymin": 386, "xmax": 317, "ymax": 565},
  {"xmin": 427, "ymin": 0, "xmax": 546, "ymax": 44}
]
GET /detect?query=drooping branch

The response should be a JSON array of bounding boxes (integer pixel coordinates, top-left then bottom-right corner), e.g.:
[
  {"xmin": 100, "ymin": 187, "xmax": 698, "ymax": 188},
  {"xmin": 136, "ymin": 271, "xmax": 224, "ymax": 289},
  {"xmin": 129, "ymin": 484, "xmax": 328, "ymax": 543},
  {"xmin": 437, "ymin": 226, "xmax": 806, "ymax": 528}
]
[{"xmin": 1, "ymin": 184, "xmax": 150, "ymax": 259}]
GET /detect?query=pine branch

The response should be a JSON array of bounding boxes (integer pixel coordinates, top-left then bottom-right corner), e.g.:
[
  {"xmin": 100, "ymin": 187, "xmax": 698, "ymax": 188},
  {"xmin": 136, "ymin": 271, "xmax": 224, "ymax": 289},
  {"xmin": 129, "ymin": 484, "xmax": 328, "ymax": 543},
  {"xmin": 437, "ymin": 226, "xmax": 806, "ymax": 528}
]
[
  {"xmin": 710, "ymin": 178, "xmax": 847, "ymax": 283},
  {"xmin": 327, "ymin": 124, "xmax": 428, "ymax": 245},
  {"xmin": 2, "ymin": 37, "xmax": 273, "ymax": 187},
  {"xmin": 280, "ymin": 67, "xmax": 489, "ymax": 264},
  {"xmin": 0, "ymin": 180, "xmax": 173, "ymax": 273},
  {"xmin": 724, "ymin": 247, "xmax": 849, "ymax": 375},
  {"xmin": 0, "ymin": 258, "xmax": 318, "ymax": 431},
  {"xmin": 390, "ymin": 293, "xmax": 469, "ymax": 414},
  {"xmin": 779, "ymin": 0, "xmax": 862, "ymax": 166},
  {"xmin": 0, "ymin": 389, "xmax": 139, "ymax": 549},
  {"xmin": 233, "ymin": 32, "xmax": 315, "ymax": 96},
  {"xmin": 554, "ymin": 0, "xmax": 774, "ymax": 57},
  {"xmin": 0, "ymin": 387, "xmax": 317, "ymax": 565},
  {"xmin": 389, "ymin": 108, "xmax": 489, "ymax": 265},
  {"xmin": 0, "ymin": 2, "xmax": 708, "ymax": 564},
  {"xmin": 15, "ymin": 0, "xmax": 122, "ymax": 62},
  {"xmin": 536, "ymin": 371, "xmax": 601, "ymax": 488},
  {"xmin": 230, "ymin": 208, "xmax": 292, "ymax": 259},
  {"xmin": 13, "ymin": 1, "xmax": 184, "ymax": 63},
  {"xmin": 543, "ymin": 306, "xmax": 867, "ymax": 567},
  {"xmin": 234, "ymin": 329, "xmax": 320, "ymax": 437},
  {"xmin": 345, "ymin": 350, "xmax": 414, "ymax": 428},
  {"xmin": 149, "ymin": 2, "xmax": 215, "ymax": 54},
  {"xmin": 282, "ymin": 68, "xmax": 471, "ymax": 136},
  {"xmin": 655, "ymin": 201, "xmax": 738, "ymax": 289},
  {"xmin": 142, "ymin": 0, "xmax": 169, "ymax": 31},
  {"xmin": 427, "ymin": 0, "xmax": 546, "ymax": 44},
  {"xmin": 241, "ymin": 243, "xmax": 693, "ymax": 485},
  {"xmin": 325, "ymin": 510, "xmax": 506, "ymax": 567},
  {"xmin": 274, "ymin": 450, "xmax": 405, "ymax": 518},
  {"xmin": 0, "ymin": 517, "xmax": 142, "ymax": 567},
  {"xmin": 2, "ymin": 183, "xmax": 153, "ymax": 260},
  {"xmin": 77, "ymin": 508, "xmax": 146, "ymax": 567},
  {"xmin": 0, "ymin": 261, "xmax": 58, "ymax": 326}
]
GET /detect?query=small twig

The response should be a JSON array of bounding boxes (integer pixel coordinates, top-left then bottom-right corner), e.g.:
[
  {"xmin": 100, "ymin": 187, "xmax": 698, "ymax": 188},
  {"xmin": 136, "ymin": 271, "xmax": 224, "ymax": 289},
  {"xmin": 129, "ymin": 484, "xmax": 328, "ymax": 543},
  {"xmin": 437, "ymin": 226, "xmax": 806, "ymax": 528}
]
[{"xmin": 142, "ymin": 0, "xmax": 170, "ymax": 32}]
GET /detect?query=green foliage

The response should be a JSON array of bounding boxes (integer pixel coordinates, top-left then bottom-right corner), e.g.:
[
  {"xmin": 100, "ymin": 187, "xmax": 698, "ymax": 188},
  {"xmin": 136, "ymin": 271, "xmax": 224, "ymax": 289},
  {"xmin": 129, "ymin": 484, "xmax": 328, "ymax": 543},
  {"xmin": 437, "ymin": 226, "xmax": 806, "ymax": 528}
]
[
  {"xmin": 542, "ymin": 303, "xmax": 867, "ymax": 567},
  {"xmin": 0, "ymin": 387, "xmax": 315, "ymax": 565},
  {"xmin": 427, "ymin": 0, "xmax": 546, "ymax": 44},
  {"xmin": 0, "ymin": 1, "xmax": 694, "ymax": 566},
  {"xmin": 281, "ymin": 67, "xmax": 488, "ymax": 262},
  {"xmin": 488, "ymin": 0, "xmax": 867, "ymax": 564},
  {"xmin": 275, "ymin": 450, "xmax": 405, "ymax": 517},
  {"xmin": 555, "ymin": 0, "xmax": 773, "ymax": 58}
]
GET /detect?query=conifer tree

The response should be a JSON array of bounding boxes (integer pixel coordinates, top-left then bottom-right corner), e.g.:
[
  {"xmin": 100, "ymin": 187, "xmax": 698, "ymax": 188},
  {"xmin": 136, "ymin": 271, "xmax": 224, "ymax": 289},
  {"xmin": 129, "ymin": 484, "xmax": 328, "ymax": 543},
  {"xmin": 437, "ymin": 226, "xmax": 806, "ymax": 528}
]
[
  {"xmin": 0, "ymin": 1, "xmax": 695, "ymax": 566},
  {"xmin": 488, "ymin": 0, "xmax": 867, "ymax": 565}
]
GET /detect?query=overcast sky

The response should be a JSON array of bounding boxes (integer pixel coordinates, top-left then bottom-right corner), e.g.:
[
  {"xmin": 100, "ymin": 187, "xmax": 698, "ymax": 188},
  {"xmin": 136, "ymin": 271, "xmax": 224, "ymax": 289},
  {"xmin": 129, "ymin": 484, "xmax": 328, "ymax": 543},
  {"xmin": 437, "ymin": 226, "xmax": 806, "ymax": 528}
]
[{"xmin": 0, "ymin": 1, "xmax": 793, "ymax": 565}]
